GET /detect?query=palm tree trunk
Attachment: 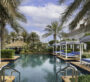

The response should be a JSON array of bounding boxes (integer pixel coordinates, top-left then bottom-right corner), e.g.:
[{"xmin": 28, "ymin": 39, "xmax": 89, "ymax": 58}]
[
  {"xmin": 54, "ymin": 34, "xmax": 57, "ymax": 53},
  {"xmin": 24, "ymin": 38, "xmax": 25, "ymax": 42},
  {"xmin": 33, "ymin": 39, "xmax": 34, "ymax": 47},
  {"xmin": 53, "ymin": 34, "xmax": 57, "ymax": 81},
  {"xmin": 1, "ymin": 23, "xmax": 5, "ymax": 49}
]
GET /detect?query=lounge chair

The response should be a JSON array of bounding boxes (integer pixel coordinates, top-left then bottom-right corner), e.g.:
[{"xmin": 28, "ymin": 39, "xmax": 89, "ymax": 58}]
[
  {"xmin": 71, "ymin": 52, "xmax": 80, "ymax": 55},
  {"xmin": 81, "ymin": 58, "xmax": 90, "ymax": 66},
  {"xmin": 55, "ymin": 50, "xmax": 64, "ymax": 54},
  {"xmin": 61, "ymin": 52, "xmax": 79, "ymax": 58}
]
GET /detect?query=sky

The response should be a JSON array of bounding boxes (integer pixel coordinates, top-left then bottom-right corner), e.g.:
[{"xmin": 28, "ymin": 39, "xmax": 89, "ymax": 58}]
[{"xmin": 7, "ymin": 0, "xmax": 74, "ymax": 42}]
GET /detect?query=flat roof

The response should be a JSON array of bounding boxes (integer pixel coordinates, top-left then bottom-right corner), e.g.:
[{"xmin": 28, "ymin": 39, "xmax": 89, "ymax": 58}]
[
  {"xmin": 60, "ymin": 41, "xmax": 80, "ymax": 45},
  {"xmin": 80, "ymin": 35, "xmax": 90, "ymax": 42}
]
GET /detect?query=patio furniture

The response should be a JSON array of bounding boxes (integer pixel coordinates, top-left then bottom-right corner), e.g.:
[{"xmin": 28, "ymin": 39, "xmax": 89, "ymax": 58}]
[
  {"xmin": 59, "ymin": 41, "xmax": 81, "ymax": 58},
  {"xmin": 61, "ymin": 52, "xmax": 79, "ymax": 58},
  {"xmin": 81, "ymin": 58, "xmax": 90, "ymax": 67},
  {"xmin": 55, "ymin": 50, "xmax": 64, "ymax": 54}
]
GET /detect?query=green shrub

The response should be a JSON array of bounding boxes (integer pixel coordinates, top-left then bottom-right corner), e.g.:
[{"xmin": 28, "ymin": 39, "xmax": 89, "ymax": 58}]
[
  {"xmin": 84, "ymin": 33, "xmax": 90, "ymax": 36},
  {"xmin": 78, "ymin": 75, "xmax": 90, "ymax": 82},
  {"xmin": 70, "ymin": 75, "xmax": 90, "ymax": 82},
  {"xmin": 82, "ymin": 55, "xmax": 86, "ymax": 58},
  {"xmin": 20, "ymin": 49, "xmax": 25, "ymax": 54},
  {"xmin": 47, "ymin": 47, "xmax": 53, "ymax": 53},
  {"xmin": 82, "ymin": 54, "xmax": 90, "ymax": 58},
  {"xmin": 1, "ymin": 49, "xmax": 15, "ymax": 58},
  {"xmin": 64, "ymin": 50, "xmax": 71, "ymax": 53},
  {"xmin": 74, "ymin": 49, "xmax": 79, "ymax": 51}
]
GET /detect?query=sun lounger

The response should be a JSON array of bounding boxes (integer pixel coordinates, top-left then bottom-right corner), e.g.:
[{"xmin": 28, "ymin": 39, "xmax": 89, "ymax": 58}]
[
  {"xmin": 55, "ymin": 50, "xmax": 64, "ymax": 54},
  {"xmin": 61, "ymin": 52, "xmax": 79, "ymax": 58},
  {"xmin": 71, "ymin": 52, "xmax": 80, "ymax": 55},
  {"xmin": 81, "ymin": 58, "xmax": 90, "ymax": 66}
]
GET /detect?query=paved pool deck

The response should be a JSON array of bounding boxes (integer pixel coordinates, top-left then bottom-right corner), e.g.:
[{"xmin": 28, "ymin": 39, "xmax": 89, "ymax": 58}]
[
  {"xmin": 61, "ymin": 76, "xmax": 72, "ymax": 82},
  {"xmin": 0, "ymin": 62, "xmax": 9, "ymax": 68},
  {"xmin": 1, "ymin": 56, "xmax": 20, "ymax": 61},
  {"xmin": 56, "ymin": 55, "xmax": 79, "ymax": 61},
  {"xmin": 70, "ymin": 62, "xmax": 90, "ymax": 72},
  {"xmin": 1, "ymin": 76, "xmax": 15, "ymax": 82}
]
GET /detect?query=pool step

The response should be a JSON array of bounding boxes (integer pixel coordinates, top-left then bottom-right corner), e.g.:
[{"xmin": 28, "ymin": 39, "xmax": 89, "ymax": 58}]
[
  {"xmin": 0, "ymin": 62, "xmax": 9, "ymax": 68},
  {"xmin": 1, "ymin": 56, "xmax": 20, "ymax": 61},
  {"xmin": 1, "ymin": 76, "xmax": 15, "ymax": 82},
  {"xmin": 61, "ymin": 76, "xmax": 72, "ymax": 82}
]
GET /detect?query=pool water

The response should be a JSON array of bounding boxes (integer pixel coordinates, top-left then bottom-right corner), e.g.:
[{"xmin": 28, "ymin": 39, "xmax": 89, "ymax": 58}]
[{"xmin": 5, "ymin": 55, "xmax": 83, "ymax": 82}]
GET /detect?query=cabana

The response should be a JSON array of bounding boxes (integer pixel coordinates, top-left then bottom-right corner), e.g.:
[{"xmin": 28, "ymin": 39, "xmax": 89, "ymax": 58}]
[
  {"xmin": 60, "ymin": 41, "xmax": 80, "ymax": 58},
  {"xmin": 58, "ymin": 40, "xmax": 82, "ymax": 59},
  {"xmin": 53, "ymin": 43, "xmax": 61, "ymax": 54},
  {"xmin": 5, "ymin": 41, "xmax": 27, "ymax": 48},
  {"xmin": 80, "ymin": 35, "xmax": 90, "ymax": 64},
  {"xmin": 5, "ymin": 41, "xmax": 27, "ymax": 53},
  {"xmin": 80, "ymin": 35, "xmax": 90, "ymax": 42}
]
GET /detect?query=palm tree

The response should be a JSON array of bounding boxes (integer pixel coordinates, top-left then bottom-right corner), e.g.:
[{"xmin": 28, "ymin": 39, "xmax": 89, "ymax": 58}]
[
  {"xmin": 59, "ymin": 0, "xmax": 90, "ymax": 30},
  {"xmin": 0, "ymin": 27, "xmax": 9, "ymax": 44},
  {"xmin": 0, "ymin": 0, "xmax": 26, "ymax": 49},
  {"xmin": 21, "ymin": 31, "xmax": 28, "ymax": 42},
  {"xmin": 43, "ymin": 21, "xmax": 62, "ymax": 51},
  {"xmin": 10, "ymin": 32, "xmax": 17, "ymax": 42},
  {"xmin": 27, "ymin": 32, "xmax": 40, "ymax": 48}
]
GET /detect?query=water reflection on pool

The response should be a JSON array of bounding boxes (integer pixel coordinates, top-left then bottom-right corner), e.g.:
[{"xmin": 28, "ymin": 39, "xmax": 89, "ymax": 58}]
[{"xmin": 6, "ymin": 54, "xmax": 82, "ymax": 82}]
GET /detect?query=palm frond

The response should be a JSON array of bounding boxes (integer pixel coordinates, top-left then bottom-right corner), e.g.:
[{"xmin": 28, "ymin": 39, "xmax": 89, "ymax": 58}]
[
  {"xmin": 69, "ymin": 1, "xmax": 90, "ymax": 30},
  {"xmin": 59, "ymin": 0, "xmax": 66, "ymax": 4},
  {"xmin": 61, "ymin": 0, "xmax": 83, "ymax": 25},
  {"xmin": 57, "ymin": 25, "xmax": 62, "ymax": 33},
  {"xmin": 44, "ymin": 28, "xmax": 52, "ymax": 32},
  {"xmin": 42, "ymin": 33, "xmax": 52, "ymax": 38},
  {"xmin": 0, "ymin": 0, "xmax": 26, "ymax": 32},
  {"xmin": 0, "ymin": 3, "xmax": 9, "ymax": 21},
  {"xmin": 0, "ymin": 0, "xmax": 17, "ymax": 18},
  {"xmin": 15, "ymin": 11, "xmax": 27, "ymax": 22},
  {"xmin": 0, "ymin": 0, "xmax": 23, "ymax": 20},
  {"xmin": 51, "ymin": 21, "xmax": 58, "ymax": 31},
  {"xmin": 44, "ymin": 25, "xmax": 52, "ymax": 32},
  {"xmin": 9, "ymin": 19, "xmax": 24, "ymax": 33}
]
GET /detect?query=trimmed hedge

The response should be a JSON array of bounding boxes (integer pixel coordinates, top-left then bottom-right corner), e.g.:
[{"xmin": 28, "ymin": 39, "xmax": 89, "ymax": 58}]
[{"xmin": 1, "ymin": 49, "xmax": 15, "ymax": 58}]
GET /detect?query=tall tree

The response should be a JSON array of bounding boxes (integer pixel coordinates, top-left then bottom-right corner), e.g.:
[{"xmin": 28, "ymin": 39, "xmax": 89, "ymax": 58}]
[
  {"xmin": 43, "ymin": 21, "xmax": 62, "ymax": 51},
  {"xmin": 27, "ymin": 32, "xmax": 40, "ymax": 47},
  {"xmin": 21, "ymin": 31, "xmax": 28, "ymax": 42},
  {"xmin": 59, "ymin": 0, "xmax": 90, "ymax": 30},
  {"xmin": 0, "ymin": 0, "xmax": 26, "ymax": 49},
  {"xmin": 10, "ymin": 32, "xmax": 17, "ymax": 42}
]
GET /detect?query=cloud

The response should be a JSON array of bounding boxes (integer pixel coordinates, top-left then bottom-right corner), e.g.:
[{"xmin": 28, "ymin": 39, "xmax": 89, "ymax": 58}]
[
  {"xmin": 19, "ymin": 3, "xmax": 67, "ymax": 29},
  {"xmin": 18, "ymin": 3, "xmax": 67, "ymax": 42}
]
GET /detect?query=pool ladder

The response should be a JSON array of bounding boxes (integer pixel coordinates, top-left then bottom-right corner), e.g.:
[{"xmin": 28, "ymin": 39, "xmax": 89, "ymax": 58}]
[
  {"xmin": 57, "ymin": 64, "xmax": 78, "ymax": 82},
  {"xmin": 2, "ymin": 66, "xmax": 21, "ymax": 82}
]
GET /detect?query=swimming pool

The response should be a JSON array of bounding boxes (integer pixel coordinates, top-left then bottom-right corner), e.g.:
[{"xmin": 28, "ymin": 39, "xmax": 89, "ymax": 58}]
[{"xmin": 5, "ymin": 54, "xmax": 84, "ymax": 82}]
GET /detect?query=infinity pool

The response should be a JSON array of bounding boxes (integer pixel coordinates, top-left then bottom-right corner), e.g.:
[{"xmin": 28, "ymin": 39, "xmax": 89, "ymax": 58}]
[{"xmin": 5, "ymin": 54, "xmax": 83, "ymax": 82}]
